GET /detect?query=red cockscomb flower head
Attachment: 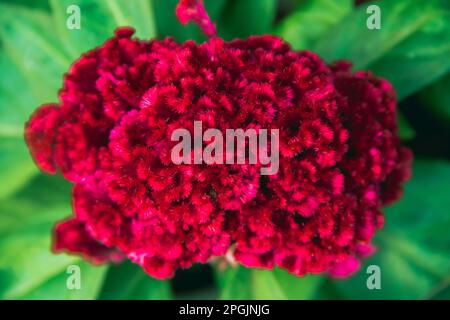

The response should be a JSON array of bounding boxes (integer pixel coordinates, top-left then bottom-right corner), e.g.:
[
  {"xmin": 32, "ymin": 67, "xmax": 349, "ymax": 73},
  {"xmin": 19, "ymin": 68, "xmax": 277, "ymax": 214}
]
[{"xmin": 25, "ymin": 0, "xmax": 412, "ymax": 279}]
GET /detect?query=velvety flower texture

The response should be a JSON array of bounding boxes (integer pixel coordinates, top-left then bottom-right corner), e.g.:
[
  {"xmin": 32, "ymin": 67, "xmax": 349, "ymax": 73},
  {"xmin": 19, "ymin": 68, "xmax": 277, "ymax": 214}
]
[{"xmin": 25, "ymin": 3, "xmax": 411, "ymax": 279}]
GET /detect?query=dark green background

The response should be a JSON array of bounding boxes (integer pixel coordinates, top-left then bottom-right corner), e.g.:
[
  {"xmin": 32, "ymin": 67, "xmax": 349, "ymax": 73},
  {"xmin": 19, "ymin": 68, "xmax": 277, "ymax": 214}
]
[{"xmin": 0, "ymin": 0, "xmax": 449, "ymax": 300}]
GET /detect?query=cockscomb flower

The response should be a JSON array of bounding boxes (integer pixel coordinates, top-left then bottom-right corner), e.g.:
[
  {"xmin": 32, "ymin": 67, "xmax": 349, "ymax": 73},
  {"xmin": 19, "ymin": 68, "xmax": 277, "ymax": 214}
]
[{"xmin": 25, "ymin": 0, "xmax": 411, "ymax": 279}]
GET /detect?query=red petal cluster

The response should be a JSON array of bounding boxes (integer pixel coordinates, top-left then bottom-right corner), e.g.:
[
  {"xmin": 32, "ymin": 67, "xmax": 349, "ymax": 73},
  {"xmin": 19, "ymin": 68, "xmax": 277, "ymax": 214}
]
[{"xmin": 25, "ymin": 28, "xmax": 411, "ymax": 279}]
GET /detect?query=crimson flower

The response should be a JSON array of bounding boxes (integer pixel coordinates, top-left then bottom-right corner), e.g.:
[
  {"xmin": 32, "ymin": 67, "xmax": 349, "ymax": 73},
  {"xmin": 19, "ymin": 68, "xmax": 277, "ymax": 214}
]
[{"xmin": 25, "ymin": 0, "xmax": 411, "ymax": 279}]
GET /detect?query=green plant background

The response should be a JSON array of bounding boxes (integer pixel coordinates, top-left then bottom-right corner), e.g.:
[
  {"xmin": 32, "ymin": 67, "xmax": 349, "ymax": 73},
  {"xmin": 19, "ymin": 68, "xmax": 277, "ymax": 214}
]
[{"xmin": 0, "ymin": 0, "xmax": 449, "ymax": 300}]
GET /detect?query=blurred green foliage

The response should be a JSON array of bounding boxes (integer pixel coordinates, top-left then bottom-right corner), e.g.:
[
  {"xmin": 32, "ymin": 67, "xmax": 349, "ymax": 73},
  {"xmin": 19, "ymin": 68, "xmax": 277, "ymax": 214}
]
[{"xmin": 0, "ymin": 0, "xmax": 449, "ymax": 300}]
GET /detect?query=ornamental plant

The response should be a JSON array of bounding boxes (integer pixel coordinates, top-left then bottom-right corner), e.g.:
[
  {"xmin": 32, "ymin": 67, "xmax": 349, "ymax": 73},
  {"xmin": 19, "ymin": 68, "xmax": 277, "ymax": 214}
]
[
  {"xmin": 1, "ymin": 0, "xmax": 449, "ymax": 300},
  {"xmin": 25, "ymin": 0, "xmax": 411, "ymax": 279}
]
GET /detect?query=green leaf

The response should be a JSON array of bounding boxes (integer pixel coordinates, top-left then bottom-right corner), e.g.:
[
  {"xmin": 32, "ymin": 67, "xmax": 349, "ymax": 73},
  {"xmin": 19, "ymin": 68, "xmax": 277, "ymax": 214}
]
[
  {"xmin": 275, "ymin": 0, "xmax": 352, "ymax": 50},
  {"xmin": 0, "ymin": 174, "xmax": 72, "ymax": 235},
  {"xmin": 218, "ymin": 0, "xmax": 277, "ymax": 40},
  {"xmin": 0, "ymin": 174, "xmax": 78, "ymax": 299},
  {"xmin": 50, "ymin": 0, "xmax": 157, "ymax": 60},
  {"xmin": 420, "ymin": 73, "xmax": 450, "ymax": 124},
  {"xmin": 217, "ymin": 266, "xmax": 253, "ymax": 300},
  {"xmin": 49, "ymin": 0, "xmax": 116, "ymax": 59},
  {"xmin": 314, "ymin": 278, "xmax": 345, "ymax": 299},
  {"xmin": 0, "ymin": 4, "xmax": 71, "ymax": 105},
  {"xmin": 332, "ymin": 160, "xmax": 450, "ymax": 299},
  {"xmin": 397, "ymin": 112, "xmax": 415, "ymax": 141},
  {"xmin": 0, "ymin": 51, "xmax": 39, "ymax": 199},
  {"xmin": 251, "ymin": 269, "xmax": 287, "ymax": 300},
  {"xmin": 0, "ymin": 227, "xmax": 80, "ymax": 299},
  {"xmin": 271, "ymin": 268, "xmax": 324, "ymax": 299},
  {"xmin": 152, "ymin": 0, "xmax": 195, "ymax": 42},
  {"xmin": 0, "ymin": 52, "xmax": 36, "ymax": 134},
  {"xmin": 99, "ymin": 261, "xmax": 172, "ymax": 300},
  {"xmin": 368, "ymin": 11, "xmax": 450, "ymax": 100},
  {"xmin": 216, "ymin": 265, "xmax": 324, "ymax": 300},
  {"xmin": 2, "ymin": 0, "xmax": 50, "ymax": 11},
  {"xmin": 0, "ymin": 138, "xmax": 37, "ymax": 201},
  {"xmin": 427, "ymin": 276, "xmax": 450, "ymax": 300},
  {"xmin": 104, "ymin": 0, "xmax": 156, "ymax": 38},
  {"xmin": 21, "ymin": 261, "xmax": 108, "ymax": 300},
  {"xmin": 315, "ymin": 0, "xmax": 438, "ymax": 68},
  {"xmin": 315, "ymin": 0, "xmax": 450, "ymax": 100},
  {"xmin": 152, "ymin": 0, "xmax": 226, "ymax": 43},
  {"xmin": 0, "ymin": 5, "xmax": 70, "ymax": 197}
]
